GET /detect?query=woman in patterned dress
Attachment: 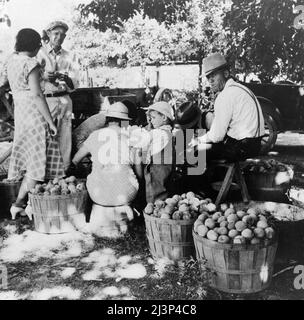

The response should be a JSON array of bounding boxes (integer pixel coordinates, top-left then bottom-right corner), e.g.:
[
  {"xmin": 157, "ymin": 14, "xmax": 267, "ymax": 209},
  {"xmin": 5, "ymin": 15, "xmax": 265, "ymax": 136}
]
[{"xmin": 1, "ymin": 29, "xmax": 65, "ymax": 219}]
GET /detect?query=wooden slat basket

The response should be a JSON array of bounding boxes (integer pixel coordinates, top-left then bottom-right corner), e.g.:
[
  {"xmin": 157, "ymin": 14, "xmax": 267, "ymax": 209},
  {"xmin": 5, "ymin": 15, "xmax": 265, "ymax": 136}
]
[
  {"xmin": 29, "ymin": 190, "xmax": 88, "ymax": 234},
  {"xmin": 244, "ymin": 171, "xmax": 291, "ymax": 202},
  {"xmin": 193, "ymin": 230, "xmax": 278, "ymax": 294},
  {"xmin": 235, "ymin": 200, "xmax": 304, "ymax": 264},
  {"xmin": 0, "ymin": 176, "xmax": 21, "ymax": 219},
  {"xmin": 144, "ymin": 213, "xmax": 195, "ymax": 261}
]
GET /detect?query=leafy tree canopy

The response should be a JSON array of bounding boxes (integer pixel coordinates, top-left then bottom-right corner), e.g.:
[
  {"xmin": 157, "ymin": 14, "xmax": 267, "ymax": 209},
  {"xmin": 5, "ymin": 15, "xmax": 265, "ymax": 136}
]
[
  {"xmin": 224, "ymin": 0, "xmax": 304, "ymax": 83},
  {"xmin": 77, "ymin": 0, "xmax": 189, "ymax": 31}
]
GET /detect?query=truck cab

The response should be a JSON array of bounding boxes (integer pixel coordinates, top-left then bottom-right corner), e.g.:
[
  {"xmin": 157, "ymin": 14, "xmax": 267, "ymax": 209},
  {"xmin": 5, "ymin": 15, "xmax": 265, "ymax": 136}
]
[{"xmin": 244, "ymin": 81, "xmax": 304, "ymax": 153}]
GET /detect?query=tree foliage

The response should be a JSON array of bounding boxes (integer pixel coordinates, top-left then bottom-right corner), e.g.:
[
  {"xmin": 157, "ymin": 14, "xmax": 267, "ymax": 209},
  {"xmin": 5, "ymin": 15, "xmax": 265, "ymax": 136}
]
[
  {"xmin": 224, "ymin": 0, "xmax": 304, "ymax": 83},
  {"xmin": 120, "ymin": 11, "xmax": 173, "ymax": 66},
  {"xmin": 77, "ymin": 0, "xmax": 189, "ymax": 31},
  {"xmin": 169, "ymin": 0, "xmax": 228, "ymax": 93},
  {"xmin": 72, "ymin": 0, "xmax": 228, "ymax": 94},
  {"xmin": 70, "ymin": 12, "xmax": 170, "ymax": 68}
]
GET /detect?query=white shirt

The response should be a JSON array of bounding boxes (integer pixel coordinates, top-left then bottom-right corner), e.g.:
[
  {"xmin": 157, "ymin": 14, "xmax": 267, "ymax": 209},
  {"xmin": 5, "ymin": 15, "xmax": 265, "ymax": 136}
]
[
  {"xmin": 206, "ymin": 79, "xmax": 265, "ymax": 143},
  {"xmin": 36, "ymin": 44, "xmax": 79, "ymax": 94},
  {"xmin": 130, "ymin": 125, "xmax": 171, "ymax": 155},
  {"xmin": 129, "ymin": 125, "xmax": 172, "ymax": 164}
]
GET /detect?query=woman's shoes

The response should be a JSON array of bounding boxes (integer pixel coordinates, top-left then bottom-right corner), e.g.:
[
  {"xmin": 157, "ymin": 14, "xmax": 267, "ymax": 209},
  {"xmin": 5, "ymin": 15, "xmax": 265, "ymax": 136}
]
[
  {"xmin": 10, "ymin": 205, "xmax": 25, "ymax": 220},
  {"xmin": 10, "ymin": 202, "xmax": 32, "ymax": 220},
  {"xmin": 24, "ymin": 204, "xmax": 33, "ymax": 221}
]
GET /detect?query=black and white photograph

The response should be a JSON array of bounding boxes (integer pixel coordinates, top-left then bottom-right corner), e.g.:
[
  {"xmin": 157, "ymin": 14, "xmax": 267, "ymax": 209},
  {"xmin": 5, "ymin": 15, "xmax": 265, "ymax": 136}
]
[{"xmin": 1, "ymin": 0, "xmax": 304, "ymax": 304}]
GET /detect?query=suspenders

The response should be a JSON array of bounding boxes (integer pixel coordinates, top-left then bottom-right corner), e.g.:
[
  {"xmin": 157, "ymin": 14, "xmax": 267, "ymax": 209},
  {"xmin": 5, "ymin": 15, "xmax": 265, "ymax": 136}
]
[{"xmin": 229, "ymin": 84, "xmax": 262, "ymax": 138}]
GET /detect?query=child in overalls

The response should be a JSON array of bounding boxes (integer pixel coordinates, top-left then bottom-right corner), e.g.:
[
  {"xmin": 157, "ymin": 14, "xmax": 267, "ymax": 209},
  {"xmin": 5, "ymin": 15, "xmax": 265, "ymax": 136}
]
[{"xmin": 143, "ymin": 102, "xmax": 175, "ymax": 203}]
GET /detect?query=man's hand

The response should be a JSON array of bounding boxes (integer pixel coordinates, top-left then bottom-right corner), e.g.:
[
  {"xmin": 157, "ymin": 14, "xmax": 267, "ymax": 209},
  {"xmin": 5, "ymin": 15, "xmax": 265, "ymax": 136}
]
[
  {"xmin": 49, "ymin": 122, "xmax": 58, "ymax": 137},
  {"xmin": 56, "ymin": 73, "xmax": 74, "ymax": 89},
  {"xmin": 189, "ymin": 137, "xmax": 199, "ymax": 148},
  {"xmin": 188, "ymin": 135, "xmax": 212, "ymax": 152},
  {"xmin": 56, "ymin": 72, "xmax": 68, "ymax": 81},
  {"xmin": 45, "ymin": 71, "xmax": 58, "ymax": 83}
]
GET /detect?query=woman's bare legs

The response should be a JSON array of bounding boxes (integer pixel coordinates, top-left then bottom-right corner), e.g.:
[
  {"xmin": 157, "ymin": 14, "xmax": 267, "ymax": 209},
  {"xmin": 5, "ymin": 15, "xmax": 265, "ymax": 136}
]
[{"xmin": 11, "ymin": 176, "xmax": 38, "ymax": 220}]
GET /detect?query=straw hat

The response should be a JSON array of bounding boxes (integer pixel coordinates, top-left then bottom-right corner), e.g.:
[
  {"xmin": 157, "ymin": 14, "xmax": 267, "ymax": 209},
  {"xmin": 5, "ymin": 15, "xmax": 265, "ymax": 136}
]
[
  {"xmin": 105, "ymin": 102, "xmax": 131, "ymax": 120},
  {"xmin": 176, "ymin": 101, "xmax": 202, "ymax": 130},
  {"xmin": 203, "ymin": 53, "xmax": 228, "ymax": 77},
  {"xmin": 146, "ymin": 101, "xmax": 174, "ymax": 121},
  {"xmin": 46, "ymin": 21, "xmax": 69, "ymax": 32}
]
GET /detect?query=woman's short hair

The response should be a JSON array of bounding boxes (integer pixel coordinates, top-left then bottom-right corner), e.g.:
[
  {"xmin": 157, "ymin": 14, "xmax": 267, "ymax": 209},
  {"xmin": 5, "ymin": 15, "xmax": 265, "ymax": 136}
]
[{"xmin": 15, "ymin": 28, "xmax": 41, "ymax": 52}]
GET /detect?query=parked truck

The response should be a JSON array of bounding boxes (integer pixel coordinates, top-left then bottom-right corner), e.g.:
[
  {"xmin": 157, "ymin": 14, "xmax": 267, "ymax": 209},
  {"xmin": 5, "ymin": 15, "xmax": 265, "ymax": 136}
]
[
  {"xmin": 1, "ymin": 80, "xmax": 303, "ymax": 155},
  {"xmin": 244, "ymin": 81, "xmax": 304, "ymax": 153},
  {"xmin": 0, "ymin": 85, "xmax": 173, "ymax": 141}
]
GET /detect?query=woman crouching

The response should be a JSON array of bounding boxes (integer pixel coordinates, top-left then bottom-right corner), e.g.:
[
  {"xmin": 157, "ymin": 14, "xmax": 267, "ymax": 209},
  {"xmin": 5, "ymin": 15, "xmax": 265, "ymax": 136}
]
[{"xmin": 71, "ymin": 102, "xmax": 139, "ymax": 209}]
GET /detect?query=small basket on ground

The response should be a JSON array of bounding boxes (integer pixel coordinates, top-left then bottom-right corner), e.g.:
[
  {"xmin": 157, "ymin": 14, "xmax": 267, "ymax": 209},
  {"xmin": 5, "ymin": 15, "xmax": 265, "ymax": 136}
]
[
  {"xmin": 193, "ymin": 230, "xmax": 278, "ymax": 294},
  {"xmin": 0, "ymin": 176, "xmax": 22, "ymax": 219},
  {"xmin": 243, "ymin": 160, "xmax": 293, "ymax": 202},
  {"xmin": 143, "ymin": 213, "xmax": 195, "ymax": 261},
  {"xmin": 29, "ymin": 190, "xmax": 88, "ymax": 234}
]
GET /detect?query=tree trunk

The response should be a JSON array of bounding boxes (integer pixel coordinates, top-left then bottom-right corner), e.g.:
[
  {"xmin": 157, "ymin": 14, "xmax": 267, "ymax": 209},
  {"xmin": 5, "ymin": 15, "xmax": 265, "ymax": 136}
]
[
  {"xmin": 198, "ymin": 51, "xmax": 204, "ymax": 107},
  {"xmin": 141, "ymin": 63, "xmax": 147, "ymax": 87}
]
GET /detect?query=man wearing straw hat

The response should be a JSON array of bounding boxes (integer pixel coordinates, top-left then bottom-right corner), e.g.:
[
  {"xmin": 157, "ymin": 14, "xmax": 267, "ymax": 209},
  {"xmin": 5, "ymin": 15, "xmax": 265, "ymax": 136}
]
[
  {"xmin": 37, "ymin": 20, "xmax": 79, "ymax": 172},
  {"xmin": 190, "ymin": 52, "xmax": 265, "ymax": 162}
]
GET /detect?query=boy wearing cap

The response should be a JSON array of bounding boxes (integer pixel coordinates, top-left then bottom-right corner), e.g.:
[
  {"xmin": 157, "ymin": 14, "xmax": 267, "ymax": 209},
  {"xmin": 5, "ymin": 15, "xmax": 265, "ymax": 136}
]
[
  {"xmin": 142, "ymin": 101, "xmax": 175, "ymax": 203},
  {"xmin": 37, "ymin": 20, "xmax": 79, "ymax": 172}
]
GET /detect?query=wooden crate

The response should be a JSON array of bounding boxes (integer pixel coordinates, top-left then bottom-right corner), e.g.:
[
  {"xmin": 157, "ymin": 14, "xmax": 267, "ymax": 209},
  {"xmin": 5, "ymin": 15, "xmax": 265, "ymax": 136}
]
[
  {"xmin": 144, "ymin": 213, "xmax": 195, "ymax": 261},
  {"xmin": 29, "ymin": 191, "xmax": 88, "ymax": 234},
  {"xmin": 193, "ymin": 230, "xmax": 278, "ymax": 294}
]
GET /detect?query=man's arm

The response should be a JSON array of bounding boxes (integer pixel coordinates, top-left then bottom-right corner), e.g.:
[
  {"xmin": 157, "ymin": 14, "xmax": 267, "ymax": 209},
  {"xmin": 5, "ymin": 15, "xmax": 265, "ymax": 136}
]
[
  {"xmin": 72, "ymin": 144, "xmax": 90, "ymax": 166},
  {"xmin": 204, "ymin": 94, "xmax": 232, "ymax": 143},
  {"xmin": 36, "ymin": 50, "xmax": 58, "ymax": 84},
  {"xmin": 61, "ymin": 52, "xmax": 79, "ymax": 91},
  {"xmin": 189, "ymin": 93, "xmax": 232, "ymax": 148},
  {"xmin": 57, "ymin": 72, "xmax": 74, "ymax": 90}
]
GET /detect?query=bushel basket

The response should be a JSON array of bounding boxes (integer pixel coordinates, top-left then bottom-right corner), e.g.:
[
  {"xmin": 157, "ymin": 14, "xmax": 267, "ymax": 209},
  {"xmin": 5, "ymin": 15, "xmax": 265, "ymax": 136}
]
[
  {"xmin": 144, "ymin": 213, "xmax": 195, "ymax": 261},
  {"xmin": 244, "ymin": 168, "xmax": 292, "ymax": 202},
  {"xmin": 0, "ymin": 176, "xmax": 21, "ymax": 218},
  {"xmin": 235, "ymin": 200, "xmax": 304, "ymax": 264},
  {"xmin": 29, "ymin": 190, "xmax": 88, "ymax": 234},
  {"xmin": 193, "ymin": 230, "xmax": 278, "ymax": 294}
]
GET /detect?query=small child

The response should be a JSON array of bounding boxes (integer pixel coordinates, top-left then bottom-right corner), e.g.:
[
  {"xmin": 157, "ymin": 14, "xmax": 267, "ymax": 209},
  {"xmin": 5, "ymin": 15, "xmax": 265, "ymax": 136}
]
[{"xmin": 143, "ymin": 101, "xmax": 175, "ymax": 203}]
